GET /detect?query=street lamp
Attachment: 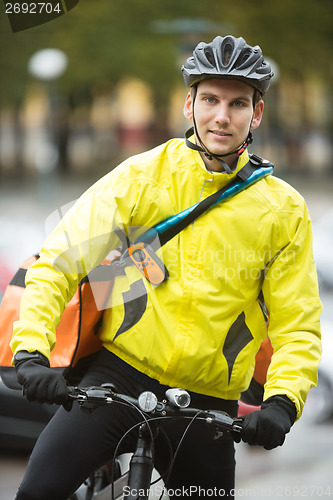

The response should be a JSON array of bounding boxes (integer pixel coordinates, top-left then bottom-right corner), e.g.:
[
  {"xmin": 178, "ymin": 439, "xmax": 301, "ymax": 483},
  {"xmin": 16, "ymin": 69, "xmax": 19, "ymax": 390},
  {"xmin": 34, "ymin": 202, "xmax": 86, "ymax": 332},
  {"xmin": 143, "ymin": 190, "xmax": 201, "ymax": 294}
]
[
  {"xmin": 28, "ymin": 48, "xmax": 68, "ymax": 82},
  {"xmin": 27, "ymin": 48, "xmax": 68, "ymax": 200},
  {"xmin": 28, "ymin": 48, "xmax": 68, "ymax": 170}
]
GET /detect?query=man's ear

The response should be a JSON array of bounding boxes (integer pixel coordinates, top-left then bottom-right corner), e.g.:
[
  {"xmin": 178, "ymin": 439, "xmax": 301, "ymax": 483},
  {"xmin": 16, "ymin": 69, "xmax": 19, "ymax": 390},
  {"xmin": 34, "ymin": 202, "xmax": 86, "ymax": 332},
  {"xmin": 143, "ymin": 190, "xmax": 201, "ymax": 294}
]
[
  {"xmin": 183, "ymin": 91, "xmax": 193, "ymax": 120},
  {"xmin": 251, "ymin": 99, "xmax": 264, "ymax": 130}
]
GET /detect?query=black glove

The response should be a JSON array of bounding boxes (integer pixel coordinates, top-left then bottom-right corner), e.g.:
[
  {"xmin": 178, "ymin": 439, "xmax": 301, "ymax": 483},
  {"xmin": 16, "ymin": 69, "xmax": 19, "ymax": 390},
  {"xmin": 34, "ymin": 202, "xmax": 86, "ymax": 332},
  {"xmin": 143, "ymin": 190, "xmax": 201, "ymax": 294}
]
[
  {"xmin": 14, "ymin": 350, "xmax": 72, "ymax": 411},
  {"xmin": 240, "ymin": 395, "xmax": 297, "ymax": 450}
]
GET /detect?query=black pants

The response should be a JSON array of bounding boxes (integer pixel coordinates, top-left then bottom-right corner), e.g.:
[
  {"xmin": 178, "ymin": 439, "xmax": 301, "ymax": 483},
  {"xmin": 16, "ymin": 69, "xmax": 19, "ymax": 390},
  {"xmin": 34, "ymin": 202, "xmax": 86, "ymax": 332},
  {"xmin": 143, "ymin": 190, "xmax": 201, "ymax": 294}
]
[{"xmin": 15, "ymin": 349, "xmax": 238, "ymax": 499}]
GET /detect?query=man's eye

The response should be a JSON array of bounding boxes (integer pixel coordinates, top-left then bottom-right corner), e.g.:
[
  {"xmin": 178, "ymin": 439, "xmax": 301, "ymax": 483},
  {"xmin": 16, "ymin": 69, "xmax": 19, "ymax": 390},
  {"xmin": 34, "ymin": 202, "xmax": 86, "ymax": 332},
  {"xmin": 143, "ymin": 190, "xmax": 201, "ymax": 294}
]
[
  {"xmin": 205, "ymin": 97, "xmax": 216, "ymax": 104},
  {"xmin": 233, "ymin": 101, "xmax": 245, "ymax": 107}
]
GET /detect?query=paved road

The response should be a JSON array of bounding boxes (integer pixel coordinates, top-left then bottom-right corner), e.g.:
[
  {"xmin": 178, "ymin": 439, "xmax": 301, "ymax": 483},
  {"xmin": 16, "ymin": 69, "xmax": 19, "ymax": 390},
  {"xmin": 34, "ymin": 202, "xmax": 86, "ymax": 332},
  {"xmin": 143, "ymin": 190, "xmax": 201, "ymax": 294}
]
[
  {"xmin": 0, "ymin": 451, "xmax": 28, "ymax": 500},
  {"xmin": 235, "ymin": 417, "xmax": 333, "ymax": 498}
]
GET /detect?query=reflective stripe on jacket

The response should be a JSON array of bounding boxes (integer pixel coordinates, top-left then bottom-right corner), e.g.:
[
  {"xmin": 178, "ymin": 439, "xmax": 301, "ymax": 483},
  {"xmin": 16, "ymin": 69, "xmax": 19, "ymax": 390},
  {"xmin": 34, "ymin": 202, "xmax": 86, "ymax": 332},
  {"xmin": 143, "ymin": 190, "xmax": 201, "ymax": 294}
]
[{"xmin": 11, "ymin": 139, "xmax": 322, "ymax": 418}]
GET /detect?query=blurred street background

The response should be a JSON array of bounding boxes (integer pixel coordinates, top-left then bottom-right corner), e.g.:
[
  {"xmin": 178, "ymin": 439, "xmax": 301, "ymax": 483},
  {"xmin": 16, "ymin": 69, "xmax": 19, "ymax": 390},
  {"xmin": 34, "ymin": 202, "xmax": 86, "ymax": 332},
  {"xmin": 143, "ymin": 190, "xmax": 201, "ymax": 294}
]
[{"xmin": 0, "ymin": 0, "xmax": 333, "ymax": 498}]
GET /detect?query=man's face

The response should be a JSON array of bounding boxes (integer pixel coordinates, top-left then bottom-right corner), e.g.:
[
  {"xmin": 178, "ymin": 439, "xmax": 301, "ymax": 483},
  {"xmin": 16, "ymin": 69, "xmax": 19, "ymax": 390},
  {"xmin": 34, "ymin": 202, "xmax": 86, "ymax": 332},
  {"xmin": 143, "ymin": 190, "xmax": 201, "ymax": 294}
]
[{"xmin": 184, "ymin": 78, "xmax": 264, "ymax": 168}]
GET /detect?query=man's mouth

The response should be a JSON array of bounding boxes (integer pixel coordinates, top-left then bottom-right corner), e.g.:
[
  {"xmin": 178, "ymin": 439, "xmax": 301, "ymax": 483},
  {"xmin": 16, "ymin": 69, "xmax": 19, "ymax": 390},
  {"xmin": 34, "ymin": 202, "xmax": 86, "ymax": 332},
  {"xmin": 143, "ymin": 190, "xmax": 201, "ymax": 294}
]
[{"xmin": 210, "ymin": 130, "xmax": 231, "ymax": 137}]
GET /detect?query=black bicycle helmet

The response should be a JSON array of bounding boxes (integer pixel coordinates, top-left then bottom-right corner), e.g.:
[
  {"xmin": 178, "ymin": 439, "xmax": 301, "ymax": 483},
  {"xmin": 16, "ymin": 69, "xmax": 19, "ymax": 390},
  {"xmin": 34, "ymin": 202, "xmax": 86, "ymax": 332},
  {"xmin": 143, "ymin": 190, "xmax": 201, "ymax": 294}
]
[{"xmin": 182, "ymin": 35, "xmax": 273, "ymax": 94}]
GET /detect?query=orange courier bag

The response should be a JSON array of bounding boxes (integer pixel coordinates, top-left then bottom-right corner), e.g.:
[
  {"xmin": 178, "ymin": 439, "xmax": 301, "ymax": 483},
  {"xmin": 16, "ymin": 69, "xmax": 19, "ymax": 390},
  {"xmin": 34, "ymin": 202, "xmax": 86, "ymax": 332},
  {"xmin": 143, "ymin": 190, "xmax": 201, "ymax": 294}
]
[
  {"xmin": 240, "ymin": 334, "xmax": 273, "ymax": 406},
  {"xmin": 0, "ymin": 254, "xmax": 116, "ymax": 378}
]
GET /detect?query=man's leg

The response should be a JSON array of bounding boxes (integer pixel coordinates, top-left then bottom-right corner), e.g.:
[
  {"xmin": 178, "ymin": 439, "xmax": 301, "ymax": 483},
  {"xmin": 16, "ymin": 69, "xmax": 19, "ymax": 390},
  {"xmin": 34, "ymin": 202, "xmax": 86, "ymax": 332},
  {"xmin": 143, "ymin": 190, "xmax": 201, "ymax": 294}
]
[
  {"xmin": 155, "ymin": 396, "xmax": 238, "ymax": 499},
  {"xmin": 161, "ymin": 422, "xmax": 236, "ymax": 498}
]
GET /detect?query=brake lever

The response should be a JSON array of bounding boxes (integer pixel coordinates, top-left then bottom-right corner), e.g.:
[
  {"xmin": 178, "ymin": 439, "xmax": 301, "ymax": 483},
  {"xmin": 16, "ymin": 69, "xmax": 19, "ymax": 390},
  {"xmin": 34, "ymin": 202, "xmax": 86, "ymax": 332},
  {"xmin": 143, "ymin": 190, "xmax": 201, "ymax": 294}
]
[
  {"xmin": 67, "ymin": 386, "xmax": 114, "ymax": 411},
  {"xmin": 205, "ymin": 411, "xmax": 243, "ymax": 441},
  {"xmin": 207, "ymin": 410, "xmax": 234, "ymax": 428}
]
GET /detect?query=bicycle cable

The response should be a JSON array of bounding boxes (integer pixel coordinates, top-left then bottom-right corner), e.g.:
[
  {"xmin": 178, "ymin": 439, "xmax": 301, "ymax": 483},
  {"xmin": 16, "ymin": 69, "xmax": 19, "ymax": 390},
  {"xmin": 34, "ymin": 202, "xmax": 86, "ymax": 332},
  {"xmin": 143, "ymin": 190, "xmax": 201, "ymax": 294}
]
[{"xmin": 159, "ymin": 410, "xmax": 205, "ymax": 500}]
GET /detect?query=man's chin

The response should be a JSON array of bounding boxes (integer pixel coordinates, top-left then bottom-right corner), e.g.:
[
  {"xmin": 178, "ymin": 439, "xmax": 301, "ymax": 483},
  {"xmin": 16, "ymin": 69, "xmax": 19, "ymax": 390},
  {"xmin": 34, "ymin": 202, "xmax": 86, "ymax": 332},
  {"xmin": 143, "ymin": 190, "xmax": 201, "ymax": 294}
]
[
  {"xmin": 204, "ymin": 140, "xmax": 236, "ymax": 157},
  {"xmin": 208, "ymin": 148, "xmax": 237, "ymax": 159}
]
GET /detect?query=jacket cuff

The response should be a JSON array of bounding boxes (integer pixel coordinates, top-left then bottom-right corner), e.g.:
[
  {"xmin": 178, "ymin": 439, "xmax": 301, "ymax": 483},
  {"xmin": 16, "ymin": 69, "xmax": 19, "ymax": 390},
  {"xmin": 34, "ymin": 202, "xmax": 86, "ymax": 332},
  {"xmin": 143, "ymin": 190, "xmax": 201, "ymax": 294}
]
[
  {"xmin": 14, "ymin": 350, "xmax": 50, "ymax": 369},
  {"xmin": 262, "ymin": 395, "xmax": 297, "ymax": 425}
]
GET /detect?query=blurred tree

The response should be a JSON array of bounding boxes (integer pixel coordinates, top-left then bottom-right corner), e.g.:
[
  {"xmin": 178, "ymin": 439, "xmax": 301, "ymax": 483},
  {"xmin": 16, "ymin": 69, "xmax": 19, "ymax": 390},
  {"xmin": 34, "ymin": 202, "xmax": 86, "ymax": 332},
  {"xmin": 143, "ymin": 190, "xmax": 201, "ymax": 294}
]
[{"xmin": 0, "ymin": 0, "xmax": 332, "ymax": 107}]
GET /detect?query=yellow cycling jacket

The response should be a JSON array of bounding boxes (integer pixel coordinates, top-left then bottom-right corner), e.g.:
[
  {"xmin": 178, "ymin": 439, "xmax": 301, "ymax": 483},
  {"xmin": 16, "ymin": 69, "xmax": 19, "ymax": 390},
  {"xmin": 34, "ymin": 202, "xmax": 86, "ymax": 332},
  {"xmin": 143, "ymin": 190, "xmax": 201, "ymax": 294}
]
[{"xmin": 11, "ymin": 139, "xmax": 322, "ymax": 418}]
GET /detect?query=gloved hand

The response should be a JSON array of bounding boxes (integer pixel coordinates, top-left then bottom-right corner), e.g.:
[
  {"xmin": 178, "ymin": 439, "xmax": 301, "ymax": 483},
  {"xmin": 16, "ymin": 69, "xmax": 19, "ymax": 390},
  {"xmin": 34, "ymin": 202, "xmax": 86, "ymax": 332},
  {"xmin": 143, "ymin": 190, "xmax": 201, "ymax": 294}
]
[
  {"xmin": 14, "ymin": 350, "xmax": 72, "ymax": 411},
  {"xmin": 240, "ymin": 395, "xmax": 297, "ymax": 450}
]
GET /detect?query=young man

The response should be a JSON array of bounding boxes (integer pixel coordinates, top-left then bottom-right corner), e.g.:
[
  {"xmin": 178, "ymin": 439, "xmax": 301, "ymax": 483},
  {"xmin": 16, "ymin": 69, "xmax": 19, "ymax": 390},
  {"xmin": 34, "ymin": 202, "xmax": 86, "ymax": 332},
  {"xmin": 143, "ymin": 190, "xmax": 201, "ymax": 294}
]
[{"xmin": 11, "ymin": 35, "xmax": 322, "ymax": 499}]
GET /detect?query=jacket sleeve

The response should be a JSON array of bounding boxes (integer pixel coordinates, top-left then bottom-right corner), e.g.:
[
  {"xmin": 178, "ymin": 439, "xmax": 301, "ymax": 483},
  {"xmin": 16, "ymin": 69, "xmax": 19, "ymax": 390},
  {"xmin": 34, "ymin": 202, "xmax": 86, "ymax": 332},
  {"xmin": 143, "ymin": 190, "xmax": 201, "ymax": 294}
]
[
  {"xmin": 10, "ymin": 166, "xmax": 138, "ymax": 362},
  {"xmin": 262, "ymin": 200, "xmax": 322, "ymax": 419}
]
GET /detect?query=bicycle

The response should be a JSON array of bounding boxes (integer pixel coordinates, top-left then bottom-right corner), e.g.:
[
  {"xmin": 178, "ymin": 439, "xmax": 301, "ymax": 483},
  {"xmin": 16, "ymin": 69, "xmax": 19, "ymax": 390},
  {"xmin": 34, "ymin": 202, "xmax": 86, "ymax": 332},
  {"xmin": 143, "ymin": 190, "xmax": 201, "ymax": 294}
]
[{"xmin": 67, "ymin": 384, "xmax": 244, "ymax": 500}]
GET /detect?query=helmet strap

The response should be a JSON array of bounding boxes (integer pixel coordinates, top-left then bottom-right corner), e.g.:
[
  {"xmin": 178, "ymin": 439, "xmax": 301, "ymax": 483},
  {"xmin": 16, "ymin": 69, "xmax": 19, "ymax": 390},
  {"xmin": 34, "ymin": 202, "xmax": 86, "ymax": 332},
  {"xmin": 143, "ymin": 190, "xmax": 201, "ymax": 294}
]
[{"xmin": 185, "ymin": 126, "xmax": 234, "ymax": 174}]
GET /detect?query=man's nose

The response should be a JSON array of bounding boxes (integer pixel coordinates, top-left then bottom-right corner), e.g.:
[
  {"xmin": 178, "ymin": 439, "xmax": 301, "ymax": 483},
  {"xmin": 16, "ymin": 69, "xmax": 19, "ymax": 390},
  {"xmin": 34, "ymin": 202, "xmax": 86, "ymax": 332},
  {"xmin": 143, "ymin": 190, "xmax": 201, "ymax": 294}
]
[{"xmin": 215, "ymin": 104, "xmax": 230, "ymax": 125}]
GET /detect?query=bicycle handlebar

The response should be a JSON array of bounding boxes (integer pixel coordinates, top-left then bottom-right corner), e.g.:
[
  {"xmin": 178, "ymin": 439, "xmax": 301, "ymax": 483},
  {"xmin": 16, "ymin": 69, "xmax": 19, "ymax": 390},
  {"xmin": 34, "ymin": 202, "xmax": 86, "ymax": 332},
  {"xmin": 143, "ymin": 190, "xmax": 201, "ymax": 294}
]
[{"xmin": 67, "ymin": 385, "xmax": 243, "ymax": 436}]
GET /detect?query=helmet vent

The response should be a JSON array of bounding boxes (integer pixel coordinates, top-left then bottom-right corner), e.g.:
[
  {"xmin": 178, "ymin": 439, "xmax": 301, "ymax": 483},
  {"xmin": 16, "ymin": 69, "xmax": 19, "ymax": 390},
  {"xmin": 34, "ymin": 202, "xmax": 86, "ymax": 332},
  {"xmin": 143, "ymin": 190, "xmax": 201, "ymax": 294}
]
[
  {"xmin": 222, "ymin": 41, "xmax": 233, "ymax": 66},
  {"xmin": 237, "ymin": 48, "xmax": 252, "ymax": 67},
  {"xmin": 204, "ymin": 47, "xmax": 215, "ymax": 66}
]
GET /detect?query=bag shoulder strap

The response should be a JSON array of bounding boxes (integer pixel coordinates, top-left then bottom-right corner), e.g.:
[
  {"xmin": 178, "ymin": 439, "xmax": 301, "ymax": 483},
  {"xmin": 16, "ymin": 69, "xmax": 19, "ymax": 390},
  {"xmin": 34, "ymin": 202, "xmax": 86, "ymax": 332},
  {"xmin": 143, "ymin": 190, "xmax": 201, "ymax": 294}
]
[{"xmin": 157, "ymin": 154, "xmax": 273, "ymax": 247}]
